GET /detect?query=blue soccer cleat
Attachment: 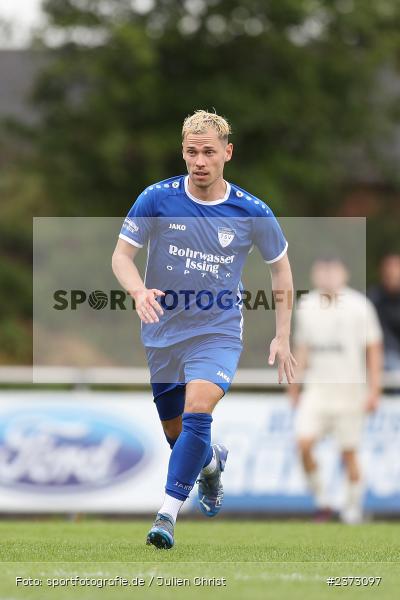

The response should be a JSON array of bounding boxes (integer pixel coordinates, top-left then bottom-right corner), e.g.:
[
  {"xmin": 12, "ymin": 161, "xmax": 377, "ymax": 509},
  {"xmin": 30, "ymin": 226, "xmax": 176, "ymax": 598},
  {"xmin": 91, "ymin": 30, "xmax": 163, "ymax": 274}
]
[
  {"xmin": 197, "ymin": 444, "xmax": 228, "ymax": 517},
  {"xmin": 146, "ymin": 513, "xmax": 175, "ymax": 549}
]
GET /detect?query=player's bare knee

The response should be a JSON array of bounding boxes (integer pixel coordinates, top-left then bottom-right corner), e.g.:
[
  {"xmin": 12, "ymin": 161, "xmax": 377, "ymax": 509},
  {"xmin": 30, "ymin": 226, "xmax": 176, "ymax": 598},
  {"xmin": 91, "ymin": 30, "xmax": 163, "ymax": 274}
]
[
  {"xmin": 341, "ymin": 449, "xmax": 356, "ymax": 463},
  {"xmin": 185, "ymin": 380, "xmax": 223, "ymax": 413},
  {"xmin": 184, "ymin": 398, "xmax": 213, "ymax": 414},
  {"xmin": 341, "ymin": 449, "xmax": 360, "ymax": 479},
  {"xmin": 341, "ymin": 449, "xmax": 358, "ymax": 467},
  {"xmin": 297, "ymin": 438, "xmax": 314, "ymax": 456}
]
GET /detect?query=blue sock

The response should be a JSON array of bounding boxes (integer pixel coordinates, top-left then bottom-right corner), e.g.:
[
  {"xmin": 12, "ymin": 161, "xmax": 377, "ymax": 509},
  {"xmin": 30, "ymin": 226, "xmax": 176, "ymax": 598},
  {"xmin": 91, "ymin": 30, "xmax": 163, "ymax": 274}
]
[
  {"xmin": 165, "ymin": 412, "xmax": 212, "ymax": 501},
  {"xmin": 165, "ymin": 436, "xmax": 213, "ymax": 466},
  {"xmin": 165, "ymin": 432, "xmax": 213, "ymax": 466},
  {"xmin": 203, "ymin": 446, "xmax": 213, "ymax": 467}
]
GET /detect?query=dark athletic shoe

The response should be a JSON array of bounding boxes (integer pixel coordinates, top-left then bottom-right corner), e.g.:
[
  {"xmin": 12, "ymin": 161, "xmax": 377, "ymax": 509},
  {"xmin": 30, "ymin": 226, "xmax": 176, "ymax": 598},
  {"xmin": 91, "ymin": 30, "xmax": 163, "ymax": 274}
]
[
  {"xmin": 197, "ymin": 444, "xmax": 228, "ymax": 517},
  {"xmin": 146, "ymin": 513, "xmax": 175, "ymax": 549}
]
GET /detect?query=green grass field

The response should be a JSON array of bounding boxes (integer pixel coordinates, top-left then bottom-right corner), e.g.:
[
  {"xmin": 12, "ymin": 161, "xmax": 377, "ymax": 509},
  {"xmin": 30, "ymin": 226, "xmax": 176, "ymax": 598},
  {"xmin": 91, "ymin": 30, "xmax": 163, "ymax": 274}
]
[{"xmin": 0, "ymin": 519, "xmax": 399, "ymax": 600}]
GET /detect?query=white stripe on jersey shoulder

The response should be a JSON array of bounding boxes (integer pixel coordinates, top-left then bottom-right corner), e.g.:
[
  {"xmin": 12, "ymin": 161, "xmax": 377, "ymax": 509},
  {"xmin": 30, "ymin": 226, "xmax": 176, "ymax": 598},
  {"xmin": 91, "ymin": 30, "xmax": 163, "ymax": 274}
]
[
  {"xmin": 119, "ymin": 233, "xmax": 143, "ymax": 248},
  {"xmin": 231, "ymin": 185, "xmax": 271, "ymax": 213},
  {"xmin": 145, "ymin": 176, "xmax": 182, "ymax": 193},
  {"xmin": 184, "ymin": 175, "xmax": 231, "ymax": 205},
  {"xmin": 264, "ymin": 241, "xmax": 288, "ymax": 264}
]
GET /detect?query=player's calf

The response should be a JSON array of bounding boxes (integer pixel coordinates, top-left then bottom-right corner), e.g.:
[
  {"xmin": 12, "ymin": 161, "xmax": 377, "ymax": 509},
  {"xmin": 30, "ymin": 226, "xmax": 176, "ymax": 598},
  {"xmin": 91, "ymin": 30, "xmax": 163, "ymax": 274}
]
[{"xmin": 146, "ymin": 412, "xmax": 213, "ymax": 547}]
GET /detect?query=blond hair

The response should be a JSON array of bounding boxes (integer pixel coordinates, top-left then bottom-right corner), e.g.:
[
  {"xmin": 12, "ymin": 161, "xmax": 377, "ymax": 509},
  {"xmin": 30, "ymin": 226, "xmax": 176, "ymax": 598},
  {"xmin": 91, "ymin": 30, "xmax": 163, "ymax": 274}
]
[{"xmin": 182, "ymin": 110, "xmax": 232, "ymax": 141}]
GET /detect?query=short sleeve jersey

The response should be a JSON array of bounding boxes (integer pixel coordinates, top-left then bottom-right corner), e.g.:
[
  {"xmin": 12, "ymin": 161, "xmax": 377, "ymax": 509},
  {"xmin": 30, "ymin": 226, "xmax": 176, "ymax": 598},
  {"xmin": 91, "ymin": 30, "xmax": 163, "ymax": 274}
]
[
  {"xmin": 294, "ymin": 287, "xmax": 383, "ymax": 384},
  {"xmin": 120, "ymin": 175, "xmax": 287, "ymax": 347}
]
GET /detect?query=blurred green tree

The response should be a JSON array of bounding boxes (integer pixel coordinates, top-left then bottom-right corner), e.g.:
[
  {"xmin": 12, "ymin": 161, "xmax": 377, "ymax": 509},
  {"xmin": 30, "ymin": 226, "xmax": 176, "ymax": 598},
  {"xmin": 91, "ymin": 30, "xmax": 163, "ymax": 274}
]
[
  {"xmin": 2, "ymin": 0, "xmax": 400, "ymax": 364},
  {"xmin": 28, "ymin": 0, "xmax": 400, "ymax": 216}
]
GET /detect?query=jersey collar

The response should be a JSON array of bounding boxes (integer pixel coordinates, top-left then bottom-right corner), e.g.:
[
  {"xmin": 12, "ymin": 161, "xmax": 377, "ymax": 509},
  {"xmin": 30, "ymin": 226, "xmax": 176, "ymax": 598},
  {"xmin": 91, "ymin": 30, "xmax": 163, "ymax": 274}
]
[{"xmin": 184, "ymin": 175, "xmax": 231, "ymax": 205}]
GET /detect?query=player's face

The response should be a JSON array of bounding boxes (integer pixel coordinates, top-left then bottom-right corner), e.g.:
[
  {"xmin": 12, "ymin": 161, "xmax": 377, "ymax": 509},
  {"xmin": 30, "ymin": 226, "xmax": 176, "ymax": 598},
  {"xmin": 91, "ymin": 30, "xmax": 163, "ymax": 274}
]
[
  {"xmin": 182, "ymin": 129, "xmax": 233, "ymax": 189},
  {"xmin": 311, "ymin": 261, "xmax": 349, "ymax": 293},
  {"xmin": 380, "ymin": 255, "xmax": 400, "ymax": 292}
]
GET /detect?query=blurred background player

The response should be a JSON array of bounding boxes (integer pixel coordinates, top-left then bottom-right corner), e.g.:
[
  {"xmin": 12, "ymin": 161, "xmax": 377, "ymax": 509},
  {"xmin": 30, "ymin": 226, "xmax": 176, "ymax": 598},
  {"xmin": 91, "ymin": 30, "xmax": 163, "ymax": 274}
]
[
  {"xmin": 368, "ymin": 253, "xmax": 400, "ymax": 372},
  {"xmin": 289, "ymin": 257, "xmax": 383, "ymax": 524}
]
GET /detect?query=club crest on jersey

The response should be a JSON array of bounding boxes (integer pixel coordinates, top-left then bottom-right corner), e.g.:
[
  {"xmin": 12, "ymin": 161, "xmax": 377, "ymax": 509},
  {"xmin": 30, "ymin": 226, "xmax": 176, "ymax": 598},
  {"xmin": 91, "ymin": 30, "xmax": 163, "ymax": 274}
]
[{"xmin": 218, "ymin": 227, "xmax": 236, "ymax": 248}]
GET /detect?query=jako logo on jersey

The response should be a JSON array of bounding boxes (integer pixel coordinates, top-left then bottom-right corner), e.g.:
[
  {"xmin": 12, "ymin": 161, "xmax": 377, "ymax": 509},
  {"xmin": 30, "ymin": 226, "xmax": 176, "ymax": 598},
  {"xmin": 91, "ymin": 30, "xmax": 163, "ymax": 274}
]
[
  {"xmin": 217, "ymin": 370, "xmax": 230, "ymax": 383},
  {"xmin": 169, "ymin": 223, "xmax": 186, "ymax": 231},
  {"xmin": 218, "ymin": 227, "xmax": 236, "ymax": 248}
]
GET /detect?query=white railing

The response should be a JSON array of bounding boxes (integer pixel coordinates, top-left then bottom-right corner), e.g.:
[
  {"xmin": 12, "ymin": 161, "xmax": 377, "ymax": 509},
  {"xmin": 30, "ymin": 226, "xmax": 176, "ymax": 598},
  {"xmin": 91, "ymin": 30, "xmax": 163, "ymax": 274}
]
[{"xmin": 1, "ymin": 366, "xmax": 400, "ymax": 389}]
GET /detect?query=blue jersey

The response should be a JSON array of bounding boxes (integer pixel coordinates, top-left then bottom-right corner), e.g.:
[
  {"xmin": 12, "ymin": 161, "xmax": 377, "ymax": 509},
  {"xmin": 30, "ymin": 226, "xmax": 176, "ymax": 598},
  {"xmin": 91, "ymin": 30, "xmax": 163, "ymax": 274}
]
[{"xmin": 119, "ymin": 175, "xmax": 287, "ymax": 347}]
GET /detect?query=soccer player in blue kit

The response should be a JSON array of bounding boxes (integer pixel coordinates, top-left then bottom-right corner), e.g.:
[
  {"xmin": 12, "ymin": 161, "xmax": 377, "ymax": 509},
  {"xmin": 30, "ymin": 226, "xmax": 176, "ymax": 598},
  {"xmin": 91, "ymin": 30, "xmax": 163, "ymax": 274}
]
[{"xmin": 112, "ymin": 110, "xmax": 296, "ymax": 549}]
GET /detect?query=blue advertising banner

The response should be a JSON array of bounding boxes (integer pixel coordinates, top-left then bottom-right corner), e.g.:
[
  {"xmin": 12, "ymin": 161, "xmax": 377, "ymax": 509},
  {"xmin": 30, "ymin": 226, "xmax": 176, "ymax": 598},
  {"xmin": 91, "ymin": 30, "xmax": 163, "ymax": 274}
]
[
  {"xmin": 0, "ymin": 391, "xmax": 398, "ymax": 514},
  {"xmin": 208, "ymin": 394, "xmax": 400, "ymax": 514}
]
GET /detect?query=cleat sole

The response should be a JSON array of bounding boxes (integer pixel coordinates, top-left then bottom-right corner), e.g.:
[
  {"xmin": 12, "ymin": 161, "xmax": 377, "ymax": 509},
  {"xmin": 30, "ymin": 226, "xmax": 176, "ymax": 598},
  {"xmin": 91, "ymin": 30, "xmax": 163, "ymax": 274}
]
[{"xmin": 147, "ymin": 529, "xmax": 174, "ymax": 550}]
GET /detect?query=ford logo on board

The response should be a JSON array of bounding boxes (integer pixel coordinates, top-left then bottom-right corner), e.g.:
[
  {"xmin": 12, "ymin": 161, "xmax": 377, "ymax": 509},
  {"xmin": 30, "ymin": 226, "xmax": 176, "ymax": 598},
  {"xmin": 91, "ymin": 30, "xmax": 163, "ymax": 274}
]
[{"xmin": 0, "ymin": 407, "xmax": 147, "ymax": 492}]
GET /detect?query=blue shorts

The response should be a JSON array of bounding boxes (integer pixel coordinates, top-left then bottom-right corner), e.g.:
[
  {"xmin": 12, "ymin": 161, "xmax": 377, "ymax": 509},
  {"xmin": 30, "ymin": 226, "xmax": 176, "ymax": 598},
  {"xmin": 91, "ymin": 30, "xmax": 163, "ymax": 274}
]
[{"xmin": 146, "ymin": 334, "xmax": 242, "ymax": 421}]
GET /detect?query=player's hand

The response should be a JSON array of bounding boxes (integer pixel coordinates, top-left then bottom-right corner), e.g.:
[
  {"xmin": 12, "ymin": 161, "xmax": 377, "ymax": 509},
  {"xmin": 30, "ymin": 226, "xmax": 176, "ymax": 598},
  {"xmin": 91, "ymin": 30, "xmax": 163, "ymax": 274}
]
[
  {"xmin": 268, "ymin": 336, "xmax": 297, "ymax": 384},
  {"xmin": 131, "ymin": 288, "xmax": 165, "ymax": 324},
  {"xmin": 365, "ymin": 391, "xmax": 380, "ymax": 414}
]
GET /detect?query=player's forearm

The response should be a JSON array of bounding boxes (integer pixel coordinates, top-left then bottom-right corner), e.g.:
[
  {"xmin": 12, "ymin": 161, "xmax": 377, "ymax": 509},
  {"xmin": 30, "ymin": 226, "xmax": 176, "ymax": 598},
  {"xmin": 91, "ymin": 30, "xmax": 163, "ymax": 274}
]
[
  {"xmin": 366, "ymin": 342, "xmax": 383, "ymax": 394},
  {"xmin": 112, "ymin": 254, "xmax": 146, "ymax": 297},
  {"xmin": 270, "ymin": 255, "xmax": 293, "ymax": 339}
]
